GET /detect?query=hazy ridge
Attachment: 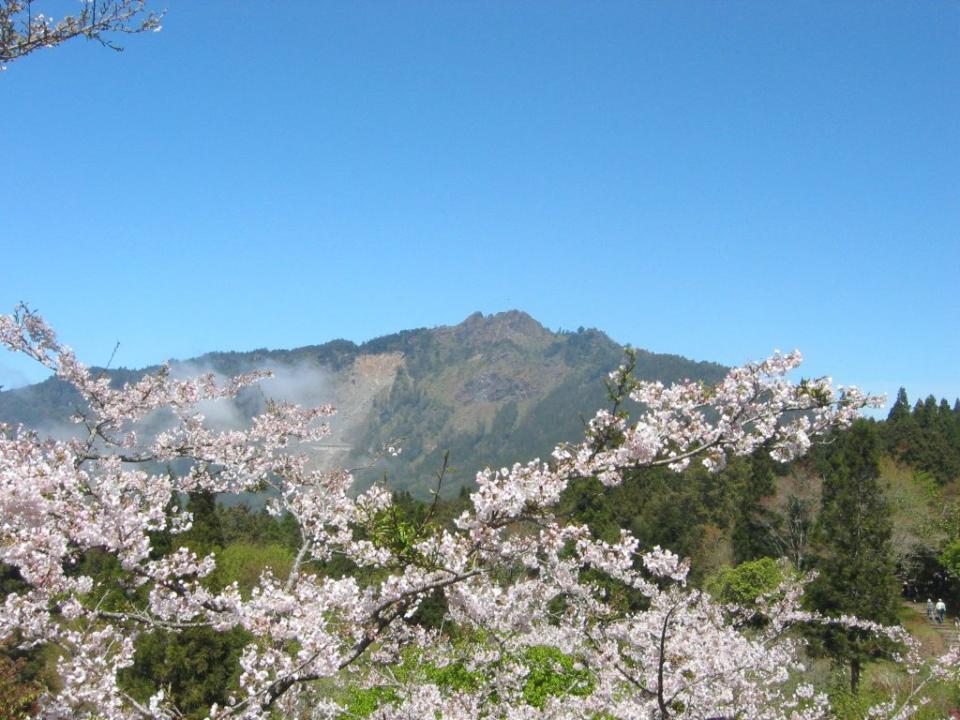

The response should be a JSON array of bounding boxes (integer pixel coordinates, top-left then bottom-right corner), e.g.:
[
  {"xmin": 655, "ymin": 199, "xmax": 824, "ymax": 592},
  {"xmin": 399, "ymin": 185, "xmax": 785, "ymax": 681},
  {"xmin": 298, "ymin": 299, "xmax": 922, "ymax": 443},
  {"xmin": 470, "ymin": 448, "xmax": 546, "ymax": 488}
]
[{"xmin": 0, "ymin": 311, "xmax": 727, "ymax": 497}]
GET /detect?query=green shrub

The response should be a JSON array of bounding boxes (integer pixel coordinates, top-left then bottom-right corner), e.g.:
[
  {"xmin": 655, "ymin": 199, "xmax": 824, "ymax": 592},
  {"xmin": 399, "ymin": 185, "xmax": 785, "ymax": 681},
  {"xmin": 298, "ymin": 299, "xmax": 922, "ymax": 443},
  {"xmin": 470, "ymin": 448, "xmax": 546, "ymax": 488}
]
[
  {"xmin": 521, "ymin": 645, "xmax": 594, "ymax": 709},
  {"xmin": 940, "ymin": 540, "xmax": 960, "ymax": 579},
  {"xmin": 339, "ymin": 685, "xmax": 399, "ymax": 718},
  {"xmin": 705, "ymin": 557, "xmax": 787, "ymax": 606}
]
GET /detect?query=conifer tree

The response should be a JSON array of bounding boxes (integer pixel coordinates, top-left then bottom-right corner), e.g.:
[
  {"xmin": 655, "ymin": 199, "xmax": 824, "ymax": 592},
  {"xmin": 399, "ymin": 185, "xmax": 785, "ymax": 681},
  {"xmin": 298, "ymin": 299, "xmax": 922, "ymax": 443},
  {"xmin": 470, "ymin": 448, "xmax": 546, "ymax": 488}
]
[
  {"xmin": 184, "ymin": 490, "xmax": 224, "ymax": 554},
  {"xmin": 732, "ymin": 450, "xmax": 779, "ymax": 564},
  {"xmin": 887, "ymin": 387, "xmax": 912, "ymax": 425},
  {"xmin": 809, "ymin": 420, "xmax": 899, "ymax": 693},
  {"xmin": 884, "ymin": 387, "xmax": 917, "ymax": 455}
]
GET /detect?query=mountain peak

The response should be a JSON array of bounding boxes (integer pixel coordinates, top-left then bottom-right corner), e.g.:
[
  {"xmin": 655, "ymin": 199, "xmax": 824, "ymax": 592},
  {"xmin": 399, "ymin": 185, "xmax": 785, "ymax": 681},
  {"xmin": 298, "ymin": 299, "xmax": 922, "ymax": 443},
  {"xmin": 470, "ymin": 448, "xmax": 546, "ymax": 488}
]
[
  {"xmin": 442, "ymin": 310, "xmax": 552, "ymax": 349},
  {"xmin": 0, "ymin": 313, "xmax": 728, "ymax": 498}
]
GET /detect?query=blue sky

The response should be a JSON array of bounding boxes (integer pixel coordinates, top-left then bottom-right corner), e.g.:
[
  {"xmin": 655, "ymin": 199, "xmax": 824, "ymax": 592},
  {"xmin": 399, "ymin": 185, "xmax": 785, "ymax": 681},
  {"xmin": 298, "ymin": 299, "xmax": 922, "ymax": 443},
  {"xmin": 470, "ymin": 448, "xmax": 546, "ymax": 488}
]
[{"xmin": 1, "ymin": 1, "xmax": 957, "ymax": 411}]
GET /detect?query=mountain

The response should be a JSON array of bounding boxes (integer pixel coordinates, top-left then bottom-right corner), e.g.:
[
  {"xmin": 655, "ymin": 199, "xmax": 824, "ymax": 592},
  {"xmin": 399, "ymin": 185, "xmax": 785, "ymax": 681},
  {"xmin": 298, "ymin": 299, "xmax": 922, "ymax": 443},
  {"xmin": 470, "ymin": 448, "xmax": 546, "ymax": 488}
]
[{"xmin": 0, "ymin": 311, "xmax": 727, "ymax": 497}]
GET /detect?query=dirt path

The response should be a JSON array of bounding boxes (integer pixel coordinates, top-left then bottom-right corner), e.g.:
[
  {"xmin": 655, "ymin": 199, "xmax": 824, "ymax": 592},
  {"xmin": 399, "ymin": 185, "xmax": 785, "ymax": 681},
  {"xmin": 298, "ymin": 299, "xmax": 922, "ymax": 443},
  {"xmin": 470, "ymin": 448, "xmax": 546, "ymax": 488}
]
[{"xmin": 902, "ymin": 601, "xmax": 957, "ymax": 656}]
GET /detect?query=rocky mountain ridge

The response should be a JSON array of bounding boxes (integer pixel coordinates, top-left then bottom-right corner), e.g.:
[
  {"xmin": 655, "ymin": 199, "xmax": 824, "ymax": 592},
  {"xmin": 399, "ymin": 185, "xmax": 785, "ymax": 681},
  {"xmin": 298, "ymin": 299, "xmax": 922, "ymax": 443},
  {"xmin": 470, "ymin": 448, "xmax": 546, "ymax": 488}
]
[{"xmin": 0, "ymin": 311, "xmax": 727, "ymax": 497}]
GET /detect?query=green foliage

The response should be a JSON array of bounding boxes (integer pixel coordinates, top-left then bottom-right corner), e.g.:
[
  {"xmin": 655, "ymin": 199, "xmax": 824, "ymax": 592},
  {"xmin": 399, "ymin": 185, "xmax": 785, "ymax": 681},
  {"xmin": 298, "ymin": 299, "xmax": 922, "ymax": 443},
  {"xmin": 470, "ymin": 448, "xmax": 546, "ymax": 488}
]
[
  {"xmin": 183, "ymin": 490, "xmax": 224, "ymax": 555},
  {"xmin": 339, "ymin": 685, "xmax": 400, "ymax": 718},
  {"xmin": 349, "ymin": 317, "xmax": 724, "ymax": 498},
  {"xmin": 885, "ymin": 388, "xmax": 960, "ymax": 485},
  {"xmin": 217, "ymin": 505, "xmax": 301, "ymax": 551},
  {"xmin": 118, "ymin": 506, "xmax": 299, "ymax": 717},
  {"xmin": 731, "ymin": 451, "xmax": 782, "ymax": 563},
  {"xmin": 560, "ymin": 461, "xmax": 742, "ymax": 583},
  {"xmin": 0, "ymin": 653, "xmax": 42, "ymax": 719},
  {"xmin": 368, "ymin": 504, "xmax": 431, "ymax": 562},
  {"xmin": 939, "ymin": 539, "xmax": 960, "ymax": 579},
  {"xmin": 332, "ymin": 640, "xmax": 592, "ymax": 717},
  {"xmin": 72, "ymin": 547, "xmax": 146, "ymax": 612},
  {"xmin": 423, "ymin": 660, "xmax": 483, "ymax": 693},
  {"xmin": 520, "ymin": 646, "xmax": 594, "ymax": 710},
  {"xmin": 405, "ymin": 587, "xmax": 449, "ymax": 631},
  {"xmin": 706, "ymin": 557, "xmax": 787, "ymax": 606},
  {"xmin": 333, "ymin": 649, "xmax": 482, "ymax": 718},
  {"xmin": 119, "ymin": 627, "xmax": 250, "ymax": 719},
  {"xmin": 209, "ymin": 543, "xmax": 294, "ymax": 595},
  {"xmin": 809, "ymin": 421, "xmax": 900, "ymax": 693},
  {"xmin": 828, "ymin": 681, "xmax": 891, "ymax": 720},
  {"xmin": 0, "ymin": 564, "xmax": 29, "ymax": 600}
]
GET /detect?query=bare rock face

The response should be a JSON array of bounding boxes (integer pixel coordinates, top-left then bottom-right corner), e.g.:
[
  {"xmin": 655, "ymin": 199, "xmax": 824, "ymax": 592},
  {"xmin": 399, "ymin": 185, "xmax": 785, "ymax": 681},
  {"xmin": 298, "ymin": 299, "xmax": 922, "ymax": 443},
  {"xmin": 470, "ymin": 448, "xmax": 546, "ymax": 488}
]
[
  {"xmin": 312, "ymin": 352, "xmax": 404, "ymax": 469},
  {"xmin": 457, "ymin": 373, "xmax": 533, "ymax": 403}
]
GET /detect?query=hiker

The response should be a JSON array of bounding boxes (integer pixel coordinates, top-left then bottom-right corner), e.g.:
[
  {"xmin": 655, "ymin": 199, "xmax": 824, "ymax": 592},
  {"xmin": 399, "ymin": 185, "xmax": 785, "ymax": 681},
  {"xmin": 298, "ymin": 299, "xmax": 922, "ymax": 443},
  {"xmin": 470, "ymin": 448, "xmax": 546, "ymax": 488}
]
[
  {"xmin": 927, "ymin": 598, "xmax": 934, "ymax": 620},
  {"xmin": 936, "ymin": 598, "xmax": 946, "ymax": 624}
]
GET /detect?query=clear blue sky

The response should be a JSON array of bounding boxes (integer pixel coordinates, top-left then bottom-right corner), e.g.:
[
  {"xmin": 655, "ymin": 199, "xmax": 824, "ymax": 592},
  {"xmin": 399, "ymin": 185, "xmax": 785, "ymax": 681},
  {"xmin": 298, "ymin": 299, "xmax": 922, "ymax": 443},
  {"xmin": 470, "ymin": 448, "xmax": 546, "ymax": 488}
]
[{"xmin": 2, "ymin": 1, "xmax": 957, "ymax": 412}]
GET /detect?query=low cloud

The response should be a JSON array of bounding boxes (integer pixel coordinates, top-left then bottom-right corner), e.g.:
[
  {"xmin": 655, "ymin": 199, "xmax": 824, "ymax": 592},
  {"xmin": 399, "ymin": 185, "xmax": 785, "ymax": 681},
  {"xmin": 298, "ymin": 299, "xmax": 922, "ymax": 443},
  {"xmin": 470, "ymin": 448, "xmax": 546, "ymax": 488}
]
[
  {"xmin": 5, "ymin": 357, "xmax": 346, "ymax": 476},
  {"xmin": 168, "ymin": 358, "xmax": 336, "ymax": 433},
  {"xmin": 0, "ymin": 362, "xmax": 33, "ymax": 391}
]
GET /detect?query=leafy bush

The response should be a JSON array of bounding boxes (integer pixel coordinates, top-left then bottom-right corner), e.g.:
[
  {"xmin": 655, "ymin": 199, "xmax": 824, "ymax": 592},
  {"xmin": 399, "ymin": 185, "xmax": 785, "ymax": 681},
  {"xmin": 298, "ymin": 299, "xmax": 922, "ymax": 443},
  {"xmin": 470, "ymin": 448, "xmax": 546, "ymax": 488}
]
[{"xmin": 705, "ymin": 557, "xmax": 789, "ymax": 606}]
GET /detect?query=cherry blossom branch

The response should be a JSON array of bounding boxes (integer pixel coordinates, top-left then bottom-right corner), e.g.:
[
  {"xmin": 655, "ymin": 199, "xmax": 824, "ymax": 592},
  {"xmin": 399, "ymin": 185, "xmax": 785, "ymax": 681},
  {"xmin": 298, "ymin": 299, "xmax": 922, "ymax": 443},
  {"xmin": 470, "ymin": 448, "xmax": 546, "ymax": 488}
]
[
  {"xmin": 0, "ymin": 0, "xmax": 162, "ymax": 67},
  {"xmin": 0, "ymin": 306, "xmax": 945, "ymax": 720}
]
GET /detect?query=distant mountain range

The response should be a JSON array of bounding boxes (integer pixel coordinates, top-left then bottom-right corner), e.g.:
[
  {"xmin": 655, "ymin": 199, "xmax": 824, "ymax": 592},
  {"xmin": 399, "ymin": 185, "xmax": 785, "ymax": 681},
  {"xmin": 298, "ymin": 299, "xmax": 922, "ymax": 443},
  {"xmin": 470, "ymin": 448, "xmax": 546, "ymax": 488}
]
[{"xmin": 0, "ymin": 311, "xmax": 726, "ymax": 497}]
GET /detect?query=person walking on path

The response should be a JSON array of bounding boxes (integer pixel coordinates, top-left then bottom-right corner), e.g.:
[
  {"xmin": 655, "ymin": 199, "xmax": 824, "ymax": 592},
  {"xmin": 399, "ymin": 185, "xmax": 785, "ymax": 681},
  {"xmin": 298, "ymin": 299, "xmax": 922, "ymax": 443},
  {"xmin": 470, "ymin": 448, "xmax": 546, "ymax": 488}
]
[
  {"xmin": 927, "ymin": 598, "xmax": 934, "ymax": 620},
  {"xmin": 936, "ymin": 598, "xmax": 946, "ymax": 624}
]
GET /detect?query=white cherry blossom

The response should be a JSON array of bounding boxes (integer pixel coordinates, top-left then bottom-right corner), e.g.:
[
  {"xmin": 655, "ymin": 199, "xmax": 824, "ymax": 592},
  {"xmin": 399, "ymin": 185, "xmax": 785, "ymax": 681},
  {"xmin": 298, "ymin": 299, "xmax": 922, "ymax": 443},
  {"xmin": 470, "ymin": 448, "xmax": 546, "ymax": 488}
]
[{"xmin": 0, "ymin": 306, "xmax": 943, "ymax": 719}]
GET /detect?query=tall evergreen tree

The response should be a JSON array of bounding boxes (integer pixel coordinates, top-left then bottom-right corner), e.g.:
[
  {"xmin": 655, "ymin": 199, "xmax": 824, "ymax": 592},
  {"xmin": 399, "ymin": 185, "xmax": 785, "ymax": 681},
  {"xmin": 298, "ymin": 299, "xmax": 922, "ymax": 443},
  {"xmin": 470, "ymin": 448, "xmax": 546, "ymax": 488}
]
[
  {"xmin": 884, "ymin": 387, "xmax": 917, "ymax": 456},
  {"xmin": 183, "ymin": 490, "xmax": 224, "ymax": 554},
  {"xmin": 809, "ymin": 420, "xmax": 899, "ymax": 694},
  {"xmin": 732, "ymin": 451, "xmax": 779, "ymax": 564},
  {"xmin": 884, "ymin": 389, "xmax": 960, "ymax": 484},
  {"xmin": 887, "ymin": 387, "xmax": 911, "ymax": 425},
  {"xmin": 954, "ymin": 399, "xmax": 960, "ymax": 449}
]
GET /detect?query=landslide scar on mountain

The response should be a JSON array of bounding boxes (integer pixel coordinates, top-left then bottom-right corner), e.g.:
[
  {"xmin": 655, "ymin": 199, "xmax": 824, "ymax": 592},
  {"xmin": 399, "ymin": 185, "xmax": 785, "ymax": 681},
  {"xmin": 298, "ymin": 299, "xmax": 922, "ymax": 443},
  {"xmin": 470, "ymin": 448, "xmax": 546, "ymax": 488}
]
[{"xmin": 313, "ymin": 352, "xmax": 405, "ymax": 469}]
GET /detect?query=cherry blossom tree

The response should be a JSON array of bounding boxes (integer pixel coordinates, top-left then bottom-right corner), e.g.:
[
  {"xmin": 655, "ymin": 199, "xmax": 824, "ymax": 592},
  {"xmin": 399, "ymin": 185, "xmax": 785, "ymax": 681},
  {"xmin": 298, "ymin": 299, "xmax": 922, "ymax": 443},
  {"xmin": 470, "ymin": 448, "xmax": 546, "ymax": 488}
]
[
  {"xmin": 1, "ymin": 1, "xmax": 161, "ymax": 68},
  {"xmin": 0, "ymin": 304, "xmax": 954, "ymax": 719}
]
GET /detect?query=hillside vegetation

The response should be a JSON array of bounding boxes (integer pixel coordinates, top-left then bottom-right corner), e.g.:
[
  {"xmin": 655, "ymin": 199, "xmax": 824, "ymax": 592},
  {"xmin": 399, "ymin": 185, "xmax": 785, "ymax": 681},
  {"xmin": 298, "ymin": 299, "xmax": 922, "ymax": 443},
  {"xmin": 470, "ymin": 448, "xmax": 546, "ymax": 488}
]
[
  {"xmin": 3, "ymin": 313, "xmax": 958, "ymax": 717},
  {"xmin": 0, "ymin": 310, "xmax": 726, "ymax": 497}
]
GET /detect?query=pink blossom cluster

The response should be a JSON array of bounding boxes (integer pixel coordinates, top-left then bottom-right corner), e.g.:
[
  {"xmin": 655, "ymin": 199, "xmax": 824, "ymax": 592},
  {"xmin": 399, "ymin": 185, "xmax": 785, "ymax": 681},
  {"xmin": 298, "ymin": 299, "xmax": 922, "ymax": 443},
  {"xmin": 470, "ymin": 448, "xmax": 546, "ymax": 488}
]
[{"xmin": 0, "ymin": 305, "xmax": 947, "ymax": 719}]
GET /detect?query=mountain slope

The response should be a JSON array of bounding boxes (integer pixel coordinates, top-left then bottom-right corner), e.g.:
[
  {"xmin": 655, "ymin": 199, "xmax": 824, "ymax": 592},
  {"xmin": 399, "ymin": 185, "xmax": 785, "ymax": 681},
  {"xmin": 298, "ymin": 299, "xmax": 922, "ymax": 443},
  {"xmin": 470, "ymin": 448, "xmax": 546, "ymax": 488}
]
[{"xmin": 0, "ymin": 311, "xmax": 727, "ymax": 497}]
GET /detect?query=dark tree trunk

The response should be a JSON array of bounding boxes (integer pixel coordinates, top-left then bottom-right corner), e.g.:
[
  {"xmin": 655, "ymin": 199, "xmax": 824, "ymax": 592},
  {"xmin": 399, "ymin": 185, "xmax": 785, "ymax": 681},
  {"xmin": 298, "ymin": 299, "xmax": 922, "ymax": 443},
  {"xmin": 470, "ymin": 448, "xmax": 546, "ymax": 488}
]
[{"xmin": 850, "ymin": 656, "xmax": 861, "ymax": 694}]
